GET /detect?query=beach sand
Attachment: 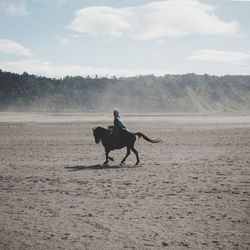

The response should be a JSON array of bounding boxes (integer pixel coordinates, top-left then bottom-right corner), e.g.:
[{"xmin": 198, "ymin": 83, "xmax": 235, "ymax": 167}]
[{"xmin": 0, "ymin": 113, "xmax": 249, "ymax": 249}]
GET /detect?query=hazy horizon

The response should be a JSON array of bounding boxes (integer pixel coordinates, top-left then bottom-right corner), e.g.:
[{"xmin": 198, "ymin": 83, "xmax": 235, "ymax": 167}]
[{"xmin": 1, "ymin": 68, "xmax": 250, "ymax": 79}]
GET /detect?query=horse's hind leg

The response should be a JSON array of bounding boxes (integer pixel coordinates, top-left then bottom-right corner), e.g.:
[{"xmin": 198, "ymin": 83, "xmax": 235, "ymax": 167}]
[
  {"xmin": 131, "ymin": 146, "xmax": 140, "ymax": 165},
  {"xmin": 120, "ymin": 147, "xmax": 130, "ymax": 165}
]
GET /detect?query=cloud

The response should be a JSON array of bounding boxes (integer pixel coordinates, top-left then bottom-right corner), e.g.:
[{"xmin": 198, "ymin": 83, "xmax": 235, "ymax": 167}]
[
  {"xmin": 0, "ymin": 59, "xmax": 169, "ymax": 78},
  {"xmin": 67, "ymin": 0, "xmax": 239, "ymax": 40},
  {"xmin": 188, "ymin": 49, "xmax": 250, "ymax": 64},
  {"xmin": 59, "ymin": 38, "xmax": 70, "ymax": 47},
  {"xmin": 157, "ymin": 40, "xmax": 167, "ymax": 44},
  {"xmin": 0, "ymin": 0, "xmax": 30, "ymax": 16},
  {"xmin": 67, "ymin": 6, "xmax": 132, "ymax": 38},
  {"xmin": 55, "ymin": 35, "xmax": 71, "ymax": 47},
  {"xmin": 0, "ymin": 39, "xmax": 32, "ymax": 56}
]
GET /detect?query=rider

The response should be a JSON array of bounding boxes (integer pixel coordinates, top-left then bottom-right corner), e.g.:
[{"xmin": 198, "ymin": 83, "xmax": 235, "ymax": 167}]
[{"xmin": 112, "ymin": 109, "xmax": 131, "ymax": 135}]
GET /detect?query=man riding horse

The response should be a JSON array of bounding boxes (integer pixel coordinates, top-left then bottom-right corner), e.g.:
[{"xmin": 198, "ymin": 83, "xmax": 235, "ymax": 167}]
[
  {"xmin": 111, "ymin": 109, "xmax": 131, "ymax": 136},
  {"xmin": 93, "ymin": 109, "xmax": 161, "ymax": 165}
]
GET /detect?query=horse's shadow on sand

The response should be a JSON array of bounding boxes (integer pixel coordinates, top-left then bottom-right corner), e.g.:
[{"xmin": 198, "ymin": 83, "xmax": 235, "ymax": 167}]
[{"xmin": 65, "ymin": 164, "xmax": 140, "ymax": 171}]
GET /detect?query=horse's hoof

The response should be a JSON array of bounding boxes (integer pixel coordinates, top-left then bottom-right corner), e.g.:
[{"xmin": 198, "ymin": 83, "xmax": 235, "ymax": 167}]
[
  {"xmin": 135, "ymin": 162, "xmax": 140, "ymax": 165},
  {"xmin": 119, "ymin": 162, "xmax": 125, "ymax": 166}
]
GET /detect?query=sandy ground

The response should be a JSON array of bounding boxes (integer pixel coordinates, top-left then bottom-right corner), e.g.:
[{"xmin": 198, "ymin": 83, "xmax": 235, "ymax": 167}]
[{"xmin": 0, "ymin": 113, "xmax": 249, "ymax": 250}]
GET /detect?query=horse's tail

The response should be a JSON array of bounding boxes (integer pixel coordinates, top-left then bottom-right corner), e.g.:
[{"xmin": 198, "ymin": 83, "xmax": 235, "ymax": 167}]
[{"xmin": 134, "ymin": 132, "xmax": 161, "ymax": 143}]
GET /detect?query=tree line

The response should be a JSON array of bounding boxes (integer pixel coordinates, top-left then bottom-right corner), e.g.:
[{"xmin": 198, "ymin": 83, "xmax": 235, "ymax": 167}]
[{"xmin": 0, "ymin": 69, "xmax": 249, "ymax": 112}]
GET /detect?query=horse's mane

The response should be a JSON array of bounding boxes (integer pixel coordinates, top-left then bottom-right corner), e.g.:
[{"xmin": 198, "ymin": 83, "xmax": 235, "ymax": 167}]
[
  {"xmin": 96, "ymin": 126, "xmax": 108, "ymax": 131},
  {"xmin": 95, "ymin": 126, "xmax": 109, "ymax": 136}
]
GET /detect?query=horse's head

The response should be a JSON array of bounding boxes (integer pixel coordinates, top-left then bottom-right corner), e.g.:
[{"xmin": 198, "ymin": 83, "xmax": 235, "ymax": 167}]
[
  {"xmin": 93, "ymin": 126, "xmax": 108, "ymax": 144},
  {"xmin": 92, "ymin": 127, "xmax": 101, "ymax": 144},
  {"xmin": 92, "ymin": 126, "xmax": 108, "ymax": 144}
]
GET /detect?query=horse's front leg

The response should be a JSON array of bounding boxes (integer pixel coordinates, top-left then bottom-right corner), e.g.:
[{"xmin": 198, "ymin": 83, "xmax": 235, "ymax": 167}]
[
  {"xmin": 108, "ymin": 156, "xmax": 114, "ymax": 161},
  {"xmin": 103, "ymin": 148, "xmax": 110, "ymax": 165}
]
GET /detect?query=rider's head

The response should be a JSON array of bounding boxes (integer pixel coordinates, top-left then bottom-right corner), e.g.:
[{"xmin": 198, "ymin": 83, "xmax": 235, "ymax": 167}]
[{"xmin": 113, "ymin": 109, "xmax": 119, "ymax": 117}]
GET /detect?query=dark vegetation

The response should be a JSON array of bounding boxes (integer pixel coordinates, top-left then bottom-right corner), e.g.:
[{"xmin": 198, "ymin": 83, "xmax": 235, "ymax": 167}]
[{"xmin": 0, "ymin": 69, "xmax": 249, "ymax": 112}]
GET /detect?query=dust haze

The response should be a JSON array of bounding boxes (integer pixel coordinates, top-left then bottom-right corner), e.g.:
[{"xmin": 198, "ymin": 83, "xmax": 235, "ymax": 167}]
[{"xmin": 1, "ymin": 71, "xmax": 250, "ymax": 113}]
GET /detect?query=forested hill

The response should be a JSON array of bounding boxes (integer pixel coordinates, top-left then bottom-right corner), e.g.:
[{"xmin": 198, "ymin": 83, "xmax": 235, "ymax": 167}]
[{"xmin": 0, "ymin": 70, "xmax": 250, "ymax": 112}]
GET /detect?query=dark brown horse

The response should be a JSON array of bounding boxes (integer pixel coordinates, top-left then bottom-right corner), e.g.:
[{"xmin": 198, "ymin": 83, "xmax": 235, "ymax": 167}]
[{"xmin": 92, "ymin": 127, "xmax": 161, "ymax": 165}]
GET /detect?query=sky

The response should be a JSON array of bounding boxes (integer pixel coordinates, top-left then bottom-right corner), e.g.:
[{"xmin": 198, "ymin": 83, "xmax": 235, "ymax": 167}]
[{"xmin": 0, "ymin": 0, "xmax": 250, "ymax": 78}]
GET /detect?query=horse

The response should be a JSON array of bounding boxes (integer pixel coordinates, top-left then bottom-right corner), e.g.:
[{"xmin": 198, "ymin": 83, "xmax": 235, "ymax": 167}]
[{"xmin": 92, "ymin": 126, "xmax": 161, "ymax": 165}]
